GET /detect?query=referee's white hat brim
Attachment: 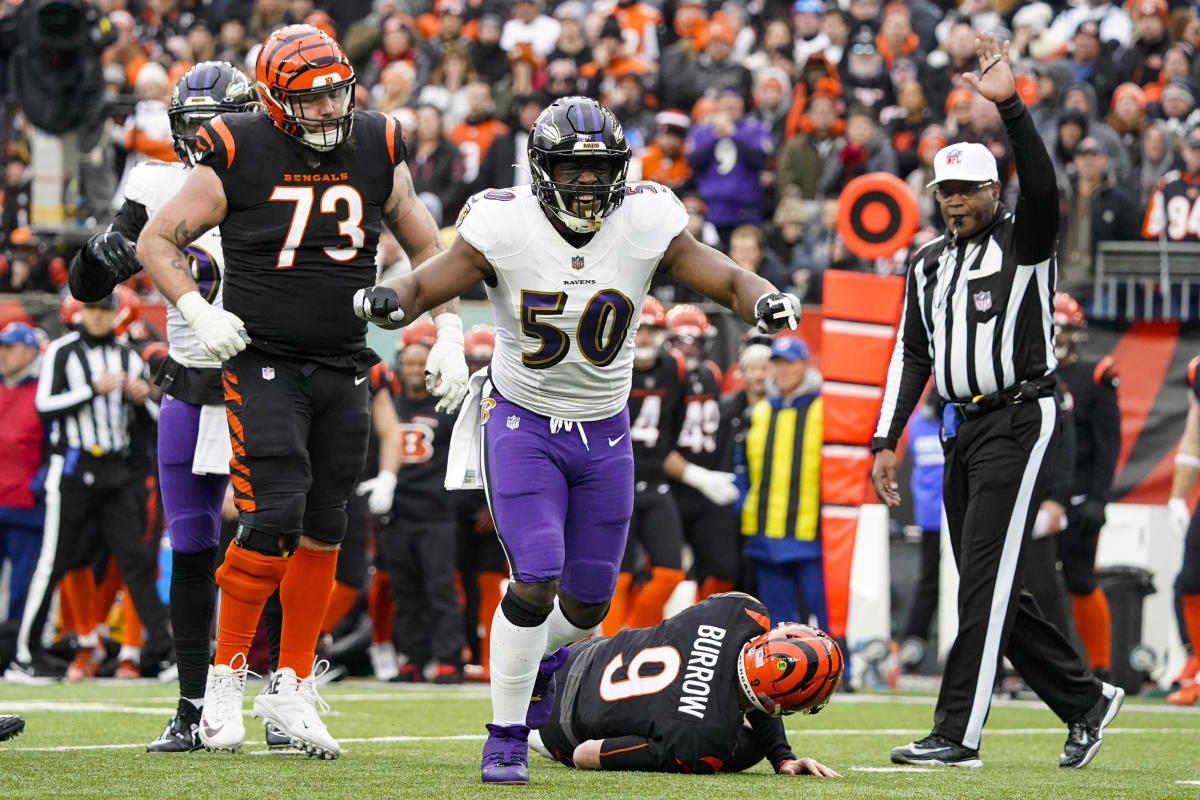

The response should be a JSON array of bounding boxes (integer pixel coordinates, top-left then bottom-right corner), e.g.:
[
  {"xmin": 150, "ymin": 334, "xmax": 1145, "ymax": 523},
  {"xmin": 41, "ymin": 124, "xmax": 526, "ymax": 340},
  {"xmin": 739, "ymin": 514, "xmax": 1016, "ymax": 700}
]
[{"xmin": 926, "ymin": 142, "xmax": 1000, "ymax": 188}]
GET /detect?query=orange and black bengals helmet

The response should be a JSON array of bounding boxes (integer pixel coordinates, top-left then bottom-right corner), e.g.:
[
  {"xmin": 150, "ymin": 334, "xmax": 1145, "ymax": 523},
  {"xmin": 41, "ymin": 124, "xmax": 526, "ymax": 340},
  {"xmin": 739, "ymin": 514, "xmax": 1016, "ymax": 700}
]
[
  {"xmin": 256, "ymin": 24, "xmax": 355, "ymax": 152},
  {"xmin": 737, "ymin": 623, "xmax": 843, "ymax": 716}
]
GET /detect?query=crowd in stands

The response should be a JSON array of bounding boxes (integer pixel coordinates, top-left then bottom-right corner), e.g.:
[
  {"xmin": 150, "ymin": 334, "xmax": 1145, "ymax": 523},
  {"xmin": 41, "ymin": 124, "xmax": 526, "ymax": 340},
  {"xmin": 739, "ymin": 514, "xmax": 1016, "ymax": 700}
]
[{"xmin": 3, "ymin": 0, "xmax": 1200, "ymax": 311}]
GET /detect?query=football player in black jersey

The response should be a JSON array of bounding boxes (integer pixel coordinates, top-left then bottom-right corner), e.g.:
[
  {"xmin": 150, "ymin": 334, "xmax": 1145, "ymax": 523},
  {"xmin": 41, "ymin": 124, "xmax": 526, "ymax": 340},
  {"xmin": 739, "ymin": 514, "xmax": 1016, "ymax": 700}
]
[
  {"xmin": 1166, "ymin": 353, "xmax": 1200, "ymax": 706},
  {"xmin": 533, "ymin": 592, "xmax": 842, "ymax": 777},
  {"xmin": 1050, "ymin": 293, "xmax": 1120, "ymax": 679},
  {"xmin": 137, "ymin": 25, "xmax": 468, "ymax": 758}
]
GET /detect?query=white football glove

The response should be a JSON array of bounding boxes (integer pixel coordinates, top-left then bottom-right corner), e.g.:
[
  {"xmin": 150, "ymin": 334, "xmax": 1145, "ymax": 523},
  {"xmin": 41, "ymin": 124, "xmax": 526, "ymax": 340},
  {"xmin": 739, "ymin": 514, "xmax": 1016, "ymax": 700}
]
[
  {"xmin": 352, "ymin": 286, "xmax": 406, "ymax": 329},
  {"xmin": 681, "ymin": 463, "xmax": 740, "ymax": 506},
  {"xmin": 357, "ymin": 471, "xmax": 398, "ymax": 516},
  {"xmin": 754, "ymin": 291, "xmax": 802, "ymax": 334},
  {"xmin": 176, "ymin": 291, "xmax": 250, "ymax": 361},
  {"xmin": 1169, "ymin": 497, "xmax": 1191, "ymax": 540},
  {"xmin": 425, "ymin": 313, "xmax": 469, "ymax": 413}
]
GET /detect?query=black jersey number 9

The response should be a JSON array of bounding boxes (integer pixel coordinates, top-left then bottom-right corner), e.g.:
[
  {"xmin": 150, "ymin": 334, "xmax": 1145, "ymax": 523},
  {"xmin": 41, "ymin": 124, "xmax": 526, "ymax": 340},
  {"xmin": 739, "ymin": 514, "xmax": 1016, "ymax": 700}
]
[
  {"xmin": 269, "ymin": 185, "xmax": 366, "ymax": 268},
  {"xmin": 520, "ymin": 289, "xmax": 636, "ymax": 369}
]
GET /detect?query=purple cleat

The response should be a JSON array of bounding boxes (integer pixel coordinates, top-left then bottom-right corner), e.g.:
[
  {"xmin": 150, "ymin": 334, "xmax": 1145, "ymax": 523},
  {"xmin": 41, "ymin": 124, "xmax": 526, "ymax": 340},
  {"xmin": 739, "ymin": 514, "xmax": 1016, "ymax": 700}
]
[
  {"xmin": 481, "ymin": 723, "xmax": 531, "ymax": 784},
  {"xmin": 526, "ymin": 646, "xmax": 570, "ymax": 729}
]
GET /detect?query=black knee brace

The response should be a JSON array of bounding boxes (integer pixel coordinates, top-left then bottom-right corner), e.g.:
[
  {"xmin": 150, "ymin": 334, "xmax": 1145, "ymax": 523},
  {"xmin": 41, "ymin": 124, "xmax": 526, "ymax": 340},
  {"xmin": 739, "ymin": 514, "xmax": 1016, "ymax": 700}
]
[
  {"xmin": 233, "ymin": 524, "xmax": 300, "ymax": 558},
  {"xmin": 500, "ymin": 589, "xmax": 554, "ymax": 628},
  {"xmin": 303, "ymin": 506, "xmax": 348, "ymax": 545}
]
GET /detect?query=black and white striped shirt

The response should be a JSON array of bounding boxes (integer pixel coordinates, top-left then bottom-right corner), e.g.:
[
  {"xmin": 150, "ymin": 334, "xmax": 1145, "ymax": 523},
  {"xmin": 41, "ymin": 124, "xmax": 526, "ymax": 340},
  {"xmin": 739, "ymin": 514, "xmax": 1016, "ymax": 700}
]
[
  {"xmin": 872, "ymin": 94, "xmax": 1060, "ymax": 453},
  {"xmin": 35, "ymin": 331, "xmax": 154, "ymax": 456}
]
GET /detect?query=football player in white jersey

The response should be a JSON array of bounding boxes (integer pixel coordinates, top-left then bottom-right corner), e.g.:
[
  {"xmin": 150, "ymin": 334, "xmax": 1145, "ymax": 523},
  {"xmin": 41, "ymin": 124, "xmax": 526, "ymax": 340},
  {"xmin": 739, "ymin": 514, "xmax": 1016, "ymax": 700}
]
[
  {"xmin": 67, "ymin": 61, "xmax": 255, "ymax": 753},
  {"xmin": 352, "ymin": 96, "xmax": 802, "ymax": 785}
]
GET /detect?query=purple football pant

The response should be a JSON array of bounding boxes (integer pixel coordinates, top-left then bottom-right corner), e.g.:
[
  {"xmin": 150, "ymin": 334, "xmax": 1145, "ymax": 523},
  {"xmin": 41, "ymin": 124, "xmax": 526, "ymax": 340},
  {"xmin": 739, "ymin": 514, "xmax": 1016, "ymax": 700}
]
[
  {"xmin": 158, "ymin": 395, "xmax": 229, "ymax": 554},
  {"xmin": 481, "ymin": 394, "xmax": 633, "ymax": 604}
]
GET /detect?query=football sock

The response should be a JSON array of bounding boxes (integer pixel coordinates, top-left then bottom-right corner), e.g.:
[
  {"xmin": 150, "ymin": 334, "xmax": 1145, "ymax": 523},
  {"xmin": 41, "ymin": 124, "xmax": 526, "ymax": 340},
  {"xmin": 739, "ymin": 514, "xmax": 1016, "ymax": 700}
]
[
  {"xmin": 213, "ymin": 544, "xmax": 288, "ymax": 667},
  {"xmin": 119, "ymin": 582, "xmax": 144, "ymax": 647},
  {"xmin": 699, "ymin": 577, "xmax": 736, "ymax": 599},
  {"xmin": 263, "ymin": 589, "xmax": 282, "ymax": 673},
  {"xmin": 488, "ymin": 602, "xmax": 549, "ymax": 726},
  {"xmin": 368, "ymin": 569, "xmax": 394, "ymax": 645},
  {"xmin": 543, "ymin": 597, "xmax": 592, "ymax": 656},
  {"xmin": 600, "ymin": 572, "xmax": 633, "ymax": 636},
  {"xmin": 171, "ymin": 547, "xmax": 217, "ymax": 701},
  {"xmin": 278, "ymin": 546, "xmax": 338, "ymax": 677},
  {"xmin": 1185, "ymin": 594, "xmax": 1200, "ymax": 680},
  {"xmin": 321, "ymin": 580, "xmax": 360, "ymax": 635},
  {"xmin": 1071, "ymin": 588, "xmax": 1111, "ymax": 670},
  {"xmin": 477, "ymin": 571, "xmax": 504, "ymax": 665},
  {"xmin": 118, "ymin": 644, "xmax": 141, "ymax": 664},
  {"xmin": 626, "ymin": 567, "xmax": 686, "ymax": 629}
]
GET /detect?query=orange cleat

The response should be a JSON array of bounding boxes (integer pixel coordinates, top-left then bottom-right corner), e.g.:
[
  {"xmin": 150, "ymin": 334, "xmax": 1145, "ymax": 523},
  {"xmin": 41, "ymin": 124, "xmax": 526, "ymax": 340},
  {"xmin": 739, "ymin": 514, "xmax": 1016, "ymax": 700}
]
[
  {"xmin": 66, "ymin": 647, "xmax": 103, "ymax": 682},
  {"xmin": 1170, "ymin": 654, "xmax": 1198, "ymax": 689},
  {"xmin": 1167, "ymin": 681, "xmax": 1200, "ymax": 706},
  {"xmin": 115, "ymin": 659, "xmax": 141, "ymax": 679}
]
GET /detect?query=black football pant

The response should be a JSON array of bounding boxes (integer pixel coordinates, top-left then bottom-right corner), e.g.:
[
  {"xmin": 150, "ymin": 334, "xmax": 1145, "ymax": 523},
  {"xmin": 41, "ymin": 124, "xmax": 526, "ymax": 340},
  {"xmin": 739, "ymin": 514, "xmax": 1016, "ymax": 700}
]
[
  {"xmin": 17, "ymin": 453, "xmax": 169, "ymax": 665},
  {"xmin": 675, "ymin": 486, "xmax": 739, "ymax": 584},
  {"xmin": 935, "ymin": 398, "xmax": 1099, "ymax": 750},
  {"xmin": 620, "ymin": 484, "xmax": 683, "ymax": 573},
  {"xmin": 381, "ymin": 516, "xmax": 465, "ymax": 667}
]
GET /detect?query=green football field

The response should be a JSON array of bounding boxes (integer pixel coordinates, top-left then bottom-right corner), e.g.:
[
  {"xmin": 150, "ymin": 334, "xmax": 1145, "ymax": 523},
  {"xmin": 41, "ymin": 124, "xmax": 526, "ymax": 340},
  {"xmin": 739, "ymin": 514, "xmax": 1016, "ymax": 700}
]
[{"xmin": 2, "ymin": 680, "xmax": 1199, "ymax": 799}]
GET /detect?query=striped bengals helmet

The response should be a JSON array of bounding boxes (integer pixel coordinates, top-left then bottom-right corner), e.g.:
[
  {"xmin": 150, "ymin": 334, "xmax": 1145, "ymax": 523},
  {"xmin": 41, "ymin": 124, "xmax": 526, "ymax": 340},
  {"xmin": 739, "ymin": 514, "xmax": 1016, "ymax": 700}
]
[
  {"xmin": 641, "ymin": 296, "xmax": 667, "ymax": 328},
  {"xmin": 737, "ymin": 623, "xmax": 843, "ymax": 716},
  {"xmin": 256, "ymin": 24, "xmax": 356, "ymax": 152},
  {"xmin": 464, "ymin": 324, "xmax": 496, "ymax": 362},
  {"xmin": 400, "ymin": 317, "xmax": 437, "ymax": 350}
]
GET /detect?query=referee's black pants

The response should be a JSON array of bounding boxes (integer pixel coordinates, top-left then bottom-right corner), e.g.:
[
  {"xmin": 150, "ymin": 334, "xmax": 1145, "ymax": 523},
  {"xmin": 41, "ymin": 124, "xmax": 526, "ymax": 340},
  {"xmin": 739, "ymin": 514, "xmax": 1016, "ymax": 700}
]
[{"xmin": 935, "ymin": 397, "xmax": 1099, "ymax": 750}]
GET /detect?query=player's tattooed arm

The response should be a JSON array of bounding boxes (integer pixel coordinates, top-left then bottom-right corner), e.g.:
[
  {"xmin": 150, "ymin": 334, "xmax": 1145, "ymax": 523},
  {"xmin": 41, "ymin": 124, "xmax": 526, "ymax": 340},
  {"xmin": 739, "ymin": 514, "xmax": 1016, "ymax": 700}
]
[
  {"xmin": 137, "ymin": 165, "xmax": 227, "ymax": 304},
  {"xmin": 383, "ymin": 162, "xmax": 445, "ymax": 266}
]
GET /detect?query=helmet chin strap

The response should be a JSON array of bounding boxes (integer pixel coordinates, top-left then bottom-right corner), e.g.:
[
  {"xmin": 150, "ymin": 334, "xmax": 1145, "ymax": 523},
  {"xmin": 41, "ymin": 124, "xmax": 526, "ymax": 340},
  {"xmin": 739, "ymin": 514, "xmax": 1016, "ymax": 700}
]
[{"xmin": 551, "ymin": 205, "xmax": 602, "ymax": 233}]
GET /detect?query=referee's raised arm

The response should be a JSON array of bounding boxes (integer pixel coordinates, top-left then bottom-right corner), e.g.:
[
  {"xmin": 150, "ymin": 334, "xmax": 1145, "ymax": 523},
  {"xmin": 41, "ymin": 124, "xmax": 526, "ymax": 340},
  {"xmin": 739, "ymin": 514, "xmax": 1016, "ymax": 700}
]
[{"xmin": 962, "ymin": 34, "xmax": 1059, "ymax": 266}]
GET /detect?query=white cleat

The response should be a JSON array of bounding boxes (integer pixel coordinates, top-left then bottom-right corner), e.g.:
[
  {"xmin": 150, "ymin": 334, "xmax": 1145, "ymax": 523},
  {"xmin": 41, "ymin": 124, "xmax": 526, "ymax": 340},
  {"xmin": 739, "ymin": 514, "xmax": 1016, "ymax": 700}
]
[
  {"xmin": 198, "ymin": 654, "xmax": 249, "ymax": 753},
  {"xmin": 368, "ymin": 641, "xmax": 400, "ymax": 682},
  {"xmin": 253, "ymin": 662, "xmax": 341, "ymax": 760}
]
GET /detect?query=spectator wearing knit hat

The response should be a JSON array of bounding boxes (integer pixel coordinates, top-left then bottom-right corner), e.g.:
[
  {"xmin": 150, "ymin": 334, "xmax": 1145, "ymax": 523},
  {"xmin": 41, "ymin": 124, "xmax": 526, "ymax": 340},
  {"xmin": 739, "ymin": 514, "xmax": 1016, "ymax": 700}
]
[
  {"xmin": 750, "ymin": 68, "xmax": 793, "ymax": 153},
  {"xmin": 840, "ymin": 24, "xmax": 895, "ymax": 116},
  {"xmin": 1107, "ymin": 83, "xmax": 1148, "ymax": 173},
  {"xmin": 667, "ymin": 19, "xmax": 753, "ymax": 111},
  {"xmin": 776, "ymin": 91, "xmax": 844, "ymax": 200},
  {"xmin": 1117, "ymin": 0, "xmax": 1171, "ymax": 87},
  {"xmin": 641, "ymin": 110, "xmax": 694, "ymax": 190}
]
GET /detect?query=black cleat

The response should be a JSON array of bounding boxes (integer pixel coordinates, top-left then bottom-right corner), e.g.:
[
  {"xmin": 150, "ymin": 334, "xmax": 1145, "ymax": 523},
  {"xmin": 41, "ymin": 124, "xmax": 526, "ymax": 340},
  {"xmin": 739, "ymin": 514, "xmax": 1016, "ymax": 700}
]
[
  {"xmin": 265, "ymin": 722, "xmax": 294, "ymax": 749},
  {"xmin": 1060, "ymin": 681, "xmax": 1124, "ymax": 768},
  {"xmin": 0, "ymin": 715, "xmax": 25, "ymax": 742},
  {"xmin": 891, "ymin": 734, "xmax": 983, "ymax": 767},
  {"xmin": 147, "ymin": 699, "xmax": 202, "ymax": 753}
]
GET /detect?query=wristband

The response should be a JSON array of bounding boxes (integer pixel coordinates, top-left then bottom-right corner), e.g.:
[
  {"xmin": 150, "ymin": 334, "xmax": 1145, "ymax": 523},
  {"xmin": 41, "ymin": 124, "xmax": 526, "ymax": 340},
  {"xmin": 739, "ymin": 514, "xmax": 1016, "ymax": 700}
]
[
  {"xmin": 1175, "ymin": 453, "xmax": 1200, "ymax": 470},
  {"xmin": 433, "ymin": 312, "xmax": 464, "ymax": 344},
  {"xmin": 175, "ymin": 291, "xmax": 209, "ymax": 326}
]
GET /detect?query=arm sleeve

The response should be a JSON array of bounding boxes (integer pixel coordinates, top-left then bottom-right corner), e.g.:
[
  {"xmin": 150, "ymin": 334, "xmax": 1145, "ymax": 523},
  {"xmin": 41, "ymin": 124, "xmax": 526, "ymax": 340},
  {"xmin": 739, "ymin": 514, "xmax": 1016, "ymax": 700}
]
[
  {"xmin": 746, "ymin": 710, "xmax": 797, "ymax": 769},
  {"xmin": 872, "ymin": 262, "xmax": 933, "ymax": 451},
  {"xmin": 68, "ymin": 240, "xmax": 118, "ymax": 302},
  {"xmin": 998, "ymin": 94, "xmax": 1059, "ymax": 265},
  {"xmin": 1088, "ymin": 363, "xmax": 1121, "ymax": 502},
  {"xmin": 111, "ymin": 199, "xmax": 149, "ymax": 242},
  {"xmin": 35, "ymin": 346, "xmax": 95, "ymax": 420}
]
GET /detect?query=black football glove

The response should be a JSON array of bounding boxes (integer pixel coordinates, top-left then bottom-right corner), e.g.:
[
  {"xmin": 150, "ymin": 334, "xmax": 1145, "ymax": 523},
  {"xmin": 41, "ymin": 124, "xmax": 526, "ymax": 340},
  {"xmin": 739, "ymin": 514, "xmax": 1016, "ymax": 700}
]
[
  {"xmin": 754, "ymin": 291, "xmax": 802, "ymax": 334},
  {"xmin": 1074, "ymin": 499, "xmax": 1107, "ymax": 531},
  {"xmin": 352, "ymin": 286, "xmax": 406, "ymax": 329},
  {"xmin": 85, "ymin": 231, "xmax": 141, "ymax": 284}
]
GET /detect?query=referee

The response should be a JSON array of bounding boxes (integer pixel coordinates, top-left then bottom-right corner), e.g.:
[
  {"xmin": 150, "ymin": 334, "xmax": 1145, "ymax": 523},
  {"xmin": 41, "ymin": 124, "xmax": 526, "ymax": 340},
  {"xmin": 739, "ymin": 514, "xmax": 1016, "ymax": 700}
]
[
  {"xmin": 9, "ymin": 293, "xmax": 169, "ymax": 678},
  {"xmin": 870, "ymin": 35, "xmax": 1121, "ymax": 770}
]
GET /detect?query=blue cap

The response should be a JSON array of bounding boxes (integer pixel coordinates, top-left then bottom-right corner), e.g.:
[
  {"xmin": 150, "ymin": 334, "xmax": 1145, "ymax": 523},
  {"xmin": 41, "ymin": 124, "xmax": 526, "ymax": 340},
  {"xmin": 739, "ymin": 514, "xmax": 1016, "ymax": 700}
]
[
  {"xmin": 0, "ymin": 321, "xmax": 39, "ymax": 348},
  {"xmin": 770, "ymin": 336, "xmax": 810, "ymax": 362},
  {"xmin": 793, "ymin": 0, "xmax": 825, "ymax": 13}
]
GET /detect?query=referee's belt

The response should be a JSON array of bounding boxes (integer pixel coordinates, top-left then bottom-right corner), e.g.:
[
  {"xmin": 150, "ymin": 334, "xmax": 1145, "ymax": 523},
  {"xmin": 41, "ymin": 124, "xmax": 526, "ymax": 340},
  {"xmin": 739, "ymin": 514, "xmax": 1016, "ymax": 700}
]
[{"xmin": 950, "ymin": 375, "xmax": 1056, "ymax": 422}]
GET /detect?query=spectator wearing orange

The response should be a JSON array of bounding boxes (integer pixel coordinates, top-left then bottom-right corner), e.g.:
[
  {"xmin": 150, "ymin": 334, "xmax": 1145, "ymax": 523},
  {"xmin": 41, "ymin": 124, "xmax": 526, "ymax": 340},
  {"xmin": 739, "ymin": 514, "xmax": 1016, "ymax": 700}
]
[
  {"xmin": 777, "ymin": 91, "xmax": 844, "ymax": 200},
  {"xmin": 1107, "ymin": 82, "xmax": 1147, "ymax": 172},
  {"xmin": 1118, "ymin": 0, "xmax": 1170, "ymax": 86},
  {"xmin": 418, "ymin": 0, "xmax": 473, "ymax": 81},
  {"xmin": 751, "ymin": 68, "xmax": 793, "ymax": 153},
  {"xmin": 476, "ymin": 94, "xmax": 543, "ymax": 190},
  {"xmin": 608, "ymin": 73, "xmax": 658, "ymax": 151},
  {"xmin": 113, "ymin": 63, "xmax": 175, "ymax": 211},
  {"xmin": 1143, "ymin": 121, "xmax": 1200, "ymax": 242},
  {"xmin": 885, "ymin": 79, "xmax": 935, "ymax": 178},
  {"xmin": 904, "ymin": 125, "xmax": 947, "ymax": 229},
  {"xmin": 579, "ymin": 16, "xmax": 654, "ymax": 101},
  {"xmin": 614, "ymin": 0, "xmax": 663, "ymax": 60},
  {"xmin": 668, "ymin": 19, "xmax": 753, "ymax": 112},
  {"xmin": 877, "ymin": 3, "xmax": 922, "ymax": 73},
  {"xmin": 451, "ymin": 81, "xmax": 510, "ymax": 190},
  {"xmin": 0, "ymin": 229, "xmax": 67, "ymax": 295},
  {"xmin": 641, "ymin": 110, "xmax": 693, "ymax": 190},
  {"xmin": 944, "ymin": 86, "xmax": 975, "ymax": 138}
]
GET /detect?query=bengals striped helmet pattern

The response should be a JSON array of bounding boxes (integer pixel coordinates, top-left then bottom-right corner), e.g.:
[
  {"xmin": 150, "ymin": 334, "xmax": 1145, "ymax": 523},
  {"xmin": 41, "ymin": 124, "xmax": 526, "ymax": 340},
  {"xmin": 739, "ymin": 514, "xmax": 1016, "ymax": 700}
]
[
  {"xmin": 641, "ymin": 296, "xmax": 667, "ymax": 328},
  {"xmin": 737, "ymin": 623, "xmax": 844, "ymax": 716},
  {"xmin": 255, "ymin": 24, "xmax": 356, "ymax": 152}
]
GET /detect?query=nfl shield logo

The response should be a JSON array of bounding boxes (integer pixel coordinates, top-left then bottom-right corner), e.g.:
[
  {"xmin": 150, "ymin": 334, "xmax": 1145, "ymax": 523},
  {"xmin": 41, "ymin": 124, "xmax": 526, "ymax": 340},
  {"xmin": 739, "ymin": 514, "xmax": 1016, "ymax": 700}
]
[
  {"xmin": 946, "ymin": 149, "xmax": 962, "ymax": 165},
  {"xmin": 262, "ymin": 367, "xmax": 276, "ymax": 381},
  {"xmin": 973, "ymin": 291, "xmax": 992, "ymax": 312},
  {"xmin": 507, "ymin": 415, "xmax": 520, "ymax": 430},
  {"xmin": 571, "ymin": 255, "xmax": 585, "ymax": 270}
]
